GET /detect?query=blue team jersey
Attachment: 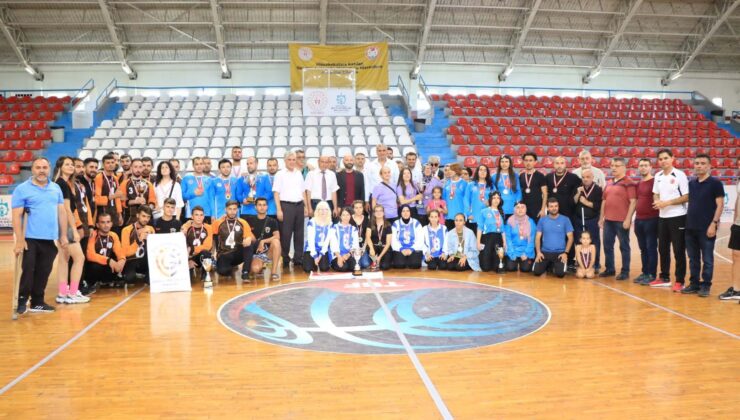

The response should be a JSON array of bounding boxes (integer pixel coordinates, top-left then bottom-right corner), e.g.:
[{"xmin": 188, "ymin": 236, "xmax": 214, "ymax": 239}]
[
  {"xmin": 212, "ymin": 176, "xmax": 238, "ymax": 219},
  {"xmin": 181, "ymin": 174, "xmax": 214, "ymax": 217}
]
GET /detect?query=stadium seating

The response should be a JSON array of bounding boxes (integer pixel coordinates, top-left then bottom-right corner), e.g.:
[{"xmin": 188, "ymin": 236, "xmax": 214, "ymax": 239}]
[
  {"xmin": 0, "ymin": 95, "xmax": 72, "ymax": 185},
  {"xmin": 81, "ymin": 93, "xmax": 415, "ymax": 172},
  {"xmin": 434, "ymin": 93, "xmax": 737, "ymax": 175}
]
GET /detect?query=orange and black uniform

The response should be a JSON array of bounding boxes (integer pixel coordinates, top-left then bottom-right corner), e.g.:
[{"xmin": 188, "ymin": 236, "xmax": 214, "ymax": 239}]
[
  {"xmin": 185, "ymin": 223, "xmax": 214, "ymax": 278},
  {"xmin": 121, "ymin": 222, "xmax": 155, "ymax": 283},
  {"xmin": 120, "ymin": 177, "xmax": 156, "ymax": 224},
  {"xmin": 85, "ymin": 230, "xmax": 125, "ymax": 287},
  {"xmin": 94, "ymin": 172, "xmax": 123, "ymax": 228},
  {"xmin": 212, "ymin": 216, "xmax": 255, "ymax": 276}
]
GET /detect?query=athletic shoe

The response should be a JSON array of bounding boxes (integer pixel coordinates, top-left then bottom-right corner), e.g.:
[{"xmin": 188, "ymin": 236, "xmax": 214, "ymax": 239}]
[
  {"xmin": 241, "ymin": 269, "xmax": 251, "ymax": 281},
  {"xmin": 69, "ymin": 292, "xmax": 91, "ymax": 304},
  {"xmin": 16, "ymin": 300, "xmax": 27, "ymax": 315},
  {"xmin": 718, "ymin": 287, "xmax": 740, "ymax": 300},
  {"xmin": 598, "ymin": 271, "xmax": 616, "ymax": 278},
  {"xmin": 639, "ymin": 276, "xmax": 654, "ymax": 286},
  {"xmin": 616, "ymin": 273, "xmax": 629, "ymax": 281},
  {"xmin": 55, "ymin": 295, "xmax": 73, "ymax": 304},
  {"xmin": 671, "ymin": 282, "xmax": 684, "ymax": 293},
  {"xmin": 29, "ymin": 303, "xmax": 56, "ymax": 313},
  {"xmin": 698, "ymin": 286, "xmax": 710, "ymax": 298},
  {"xmin": 680, "ymin": 284, "xmax": 700, "ymax": 294},
  {"xmin": 633, "ymin": 274, "xmax": 646, "ymax": 283},
  {"xmin": 649, "ymin": 279, "xmax": 671, "ymax": 288}
]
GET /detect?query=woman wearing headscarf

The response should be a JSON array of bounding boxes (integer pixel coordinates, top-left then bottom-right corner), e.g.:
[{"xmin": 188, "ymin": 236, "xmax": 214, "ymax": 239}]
[
  {"xmin": 444, "ymin": 213, "xmax": 481, "ymax": 272},
  {"xmin": 443, "ymin": 163, "xmax": 468, "ymax": 231},
  {"xmin": 303, "ymin": 200, "xmax": 333, "ymax": 273},
  {"xmin": 505, "ymin": 202, "xmax": 536, "ymax": 272},
  {"xmin": 391, "ymin": 205, "xmax": 424, "ymax": 269}
]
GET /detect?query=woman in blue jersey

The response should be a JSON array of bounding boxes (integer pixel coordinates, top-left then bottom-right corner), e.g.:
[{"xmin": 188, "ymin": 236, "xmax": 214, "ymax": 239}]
[
  {"xmin": 330, "ymin": 207, "xmax": 360, "ymax": 272},
  {"xmin": 492, "ymin": 155, "xmax": 521, "ymax": 218},
  {"xmin": 444, "ymin": 213, "xmax": 481, "ymax": 272},
  {"xmin": 466, "ymin": 164, "xmax": 492, "ymax": 231},
  {"xmin": 391, "ymin": 205, "xmax": 424, "ymax": 269},
  {"xmin": 443, "ymin": 163, "xmax": 468, "ymax": 231},
  {"xmin": 477, "ymin": 191, "xmax": 507, "ymax": 273},
  {"xmin": 505, "ymin": 201, "xmax": 536, "ymax": 273},
  {"xmin": 303, "ymin": 200, "xmax": 333, "ymax": 273},
  {"xmin": 422, "ymin": 210, "xmax": 447, "ymax": 270}
]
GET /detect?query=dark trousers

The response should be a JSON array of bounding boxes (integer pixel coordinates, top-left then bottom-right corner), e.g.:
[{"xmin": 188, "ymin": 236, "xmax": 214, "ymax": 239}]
[
  {"xmin": 533, "ymin": 252, "xmax": 567, "ymax": 278},
  {"xmin": 685, "ymin": 228, "xmax": 716, "ymax": 288},
  {"xmin": 426, "ymin": 256, "xmax": 447, "ymax": 270},
  {"xmin": 302, "ymin": 253, "xmax": 330, "ymax": 273},
  {"xmin": 217, "ymin": 245, "xmax": 254, "ymax": 275},
  {"xmin": 392, "ymin": 250, "xmax": 423, "ymax": 269},
  {"xmin": 85, "ymin": 262, "xmax": 120, "ymax": 286},
  {"xmin": 19, "ymin": 239, "xmax": 58, "ymax": 306},
  {"xmin": 280, "ymin": 201, "xmax": 305, "ymax": 263},
  {"xmin": 479, "ymin": 232, "xmax": 505, "ymax": 272},
  {"xmin": 506, "ymin": 258, "xmax": 533, "ymax": 272},
  {"xmin": 331, "ymin": 255, "xmax": 356, "ymax": 272},
  {"xmin": 574, "ymin": 216, "xmax": 600, "ymax": 270},
  {"xmin": 123, "ymin": 257, "xmax": 148, "ymax": 283},
  {"xmin": 658, "ymin": 215, "xmax": 687, "ymax": 283},
  {"xmin": 371, "ymin": 246, "xmax": 393, "ymax": 270},
  {"xmin": 603, "ymin": 220, "xmax": 630, "ymax": 275},
  {"xmin": 446, "ymin": 257, "xmax": 470, "ymax": 271},
  {"xmin": 634, "ymin": 217, "xmax": 658, "ymax": 278}
]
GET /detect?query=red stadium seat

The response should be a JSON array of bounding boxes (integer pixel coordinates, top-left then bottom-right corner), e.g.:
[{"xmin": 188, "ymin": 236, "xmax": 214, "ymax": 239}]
[
  {"xmin": 463, "ymin": 157, "xmax": 478, "ymax": 168},
  {"xmin": 0, "ymin": 175, "xmax": 14, "ymax": 186},
  {"xmin": 488, "ymin": 146, "xmax": 501, "ymax": 156},
  {"xmin": 458, "ymin": 145, "xmax": 472, "ymax": 156},
  {"xmin": 480, "ymin": 157, "xmax": 495, "ymax": 168}
]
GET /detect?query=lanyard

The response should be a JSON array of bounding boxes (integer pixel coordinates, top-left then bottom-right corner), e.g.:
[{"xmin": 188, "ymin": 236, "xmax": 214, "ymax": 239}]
[{"xmin": 552, "ymin": 173, "xmax": 565, "ymax": 192}]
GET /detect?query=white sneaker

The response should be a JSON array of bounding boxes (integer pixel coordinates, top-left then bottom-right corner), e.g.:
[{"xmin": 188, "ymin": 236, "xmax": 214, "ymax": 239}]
[
  {"xmin": 68, "ymin": 294, "xmax": 91, "ymax": 304},
  {"xmin": 55, "ymin": 295, "xmax": 68, "ymax": 304}
]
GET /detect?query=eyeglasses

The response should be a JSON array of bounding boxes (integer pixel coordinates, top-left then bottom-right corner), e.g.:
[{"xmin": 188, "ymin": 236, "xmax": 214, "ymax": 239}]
[{"xmin": 430, "ymin": 163, "xmax": 439, "ymax": 166}]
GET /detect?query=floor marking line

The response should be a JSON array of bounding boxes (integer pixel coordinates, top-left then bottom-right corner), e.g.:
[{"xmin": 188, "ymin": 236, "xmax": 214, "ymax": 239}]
[
  {"xmin": 0, "ymin": 287, "xmax": 146, "ymax": 396},
  {"xmin": 589, "ymin": 280, "xmax": 739, "ymax": 340},
  {"xmin": 364, "ymin": 276, "xmax": 454, "ymax": 420}
]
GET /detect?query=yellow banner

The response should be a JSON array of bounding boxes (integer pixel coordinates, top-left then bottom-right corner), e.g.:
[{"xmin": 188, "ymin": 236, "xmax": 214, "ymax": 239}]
[{"xmin": 289, "ymin": 42, "xmax": 389, "ymax": 92}]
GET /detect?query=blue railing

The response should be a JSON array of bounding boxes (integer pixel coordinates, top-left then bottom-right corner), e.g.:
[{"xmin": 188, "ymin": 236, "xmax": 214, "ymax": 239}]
[
  {"xmin": 397, "ymin": 75, "xmax": 409, "ymax": 105},
  {"xmin": 423, "ymin": 83, "xmax": 697, "ymax": 101},
  {"xmin": 70, "ymin": 78, "xmax": 95, "ymax": 111},
  {"xmin": 95, "ymin": 79, "xmax": 119, "ymax": 110}
]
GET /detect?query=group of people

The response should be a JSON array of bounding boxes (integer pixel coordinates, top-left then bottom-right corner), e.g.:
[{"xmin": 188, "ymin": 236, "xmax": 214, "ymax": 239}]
[{"xmin": 11, "ymin": 143, "xmax": 740, "ymax": 314}]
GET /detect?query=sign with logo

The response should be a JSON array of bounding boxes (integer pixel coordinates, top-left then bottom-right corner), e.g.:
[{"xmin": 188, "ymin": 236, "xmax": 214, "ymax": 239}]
[
  {"xmin": 289, "ymin": 42, "xmax": 389, "ymax": 92},
  {"xmin": 303, "ymin": 87, "xmax": 356, "ymax": 117},
  {"xmin": 0, "ymin": 195, "xmax": 10, "ymax": 228},
  {"xmin": 147, "ymin": 232, "xmax": 192, "ymax": 293},
  {"xmin": 722, "ymin": 183, "xmax": 737, "ymax": 223}
]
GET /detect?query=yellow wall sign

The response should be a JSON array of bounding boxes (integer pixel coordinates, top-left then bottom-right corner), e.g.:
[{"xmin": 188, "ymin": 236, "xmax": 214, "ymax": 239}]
[{"xmin": 289, "ymin": 42, "xmax": 389, "ymax": 92}]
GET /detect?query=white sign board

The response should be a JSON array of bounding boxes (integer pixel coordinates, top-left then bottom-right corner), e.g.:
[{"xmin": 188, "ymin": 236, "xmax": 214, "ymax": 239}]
[
  {"xmin": 147, "ymin": 232, "xmax": 192, "ymax": 293},
  {"xmin": 0, "ymin": 195, "xmax": 11, "ymax": 228},
  {"xmin": 303, "ymin": 87, "xmax": 356, "ymax": 117},
  {"xmin": 721, "ymin": 183, "xmax": 737, "ymax": 223}
]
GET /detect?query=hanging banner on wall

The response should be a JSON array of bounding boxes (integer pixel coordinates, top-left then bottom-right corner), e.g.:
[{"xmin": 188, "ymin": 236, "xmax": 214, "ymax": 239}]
[
  {"xmin": 302, "ymin": 68, "xmax": 356, "ymax": 117},
  {"xmin": 147, "ymin": 233, "xmax": 192, "ymax": 293},
  {"xmin": 0, "ymin": 195, "xmax": 11, "ymax": 228},
  {"xmin": 289, "ymin": 42, "xmax": 389, "ymax": 92}
]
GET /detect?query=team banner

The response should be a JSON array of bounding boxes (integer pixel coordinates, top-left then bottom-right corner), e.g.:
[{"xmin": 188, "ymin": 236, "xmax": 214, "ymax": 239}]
[
  {"xmin": 289, "ymin": 42, "xmax": 389, "ymax": 91},
  {"xmin": 147, "ymin": 233, "xmax": 192, "ymax": 293}
]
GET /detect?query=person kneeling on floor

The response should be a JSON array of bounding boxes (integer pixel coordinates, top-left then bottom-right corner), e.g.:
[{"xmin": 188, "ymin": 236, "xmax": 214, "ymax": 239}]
[
  {"xmin": 329, "ymin": 207, "xmax": 360, "ymax": 272},
  {"xmin": 444, "ymin": 213, "xmax": 481, "ymax": 272},
  {"xmin": 181, "ymin": 206, "xmax": 213, "ymax": 282},
  {"xmin": 303, "ymin": 201, "xmax": 333, "ymax": 273},
  {"xmin": 213, "ymin": 200, "xmax": 255, "ymax": 280},
  {"xmin": 533, "ymin": 198, "xmax": 574, "ymax": 278},
  {"xmin": 249, "ymin": 197, "xmax": 281, "ymax": 280},
  {"xmin": 121, "ymin": 206, "xmax": 155, "ymax": 284},
  {"xmin": 86, "ymin": 212, "xmax": 126, "ymax": 288},
  {"xmin": 391, "ymin": 205, "xmax": 424, "ymax": 269}
]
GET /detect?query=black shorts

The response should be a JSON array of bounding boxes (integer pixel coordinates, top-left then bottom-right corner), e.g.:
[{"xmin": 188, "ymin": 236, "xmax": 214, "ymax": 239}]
[{"xmin": 730, "ymin": 224, "xmax": 740, "ymax": 251}]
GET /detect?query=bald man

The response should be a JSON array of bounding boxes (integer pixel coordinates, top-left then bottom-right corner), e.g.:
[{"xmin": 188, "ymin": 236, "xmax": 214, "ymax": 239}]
[{"xmin": 336, "ymin": 154, "xmax": 366, "ymax": 208}]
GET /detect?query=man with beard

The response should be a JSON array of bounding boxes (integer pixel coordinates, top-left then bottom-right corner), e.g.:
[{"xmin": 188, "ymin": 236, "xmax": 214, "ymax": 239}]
[
  {"xmin": 336, "ymin": 154, "xmax": 366, "ymax": 208},
  {"xmin": 117, "ymin": 154, "xmax": 132, "ymax": 184},
  {"xmin": 73, "ymin": 158, "xmax": 94, "ymax": 294},
  {"xmin": 120, "ymin": 159, "xmax": 156, "ymax": 224},
  {"xmin": 94, "ymin": 153, "xmax": 124, "ymax": 230},
  {"xmin": 212, "ymin": 200, "xmax": 255, "ymax": 280},
  {"xmin": 168, "ymin": 158, "xmax": 182, "ymax": 182},
  {"xmin": 85, "ymin": 212, "xmax": 126, "ymax": 289},
  {"xmin": 547, "ymin": 156, "xmax": 581, "ymax": 269},
  {"xmin": 236, "ymin": 156, "xmax": 262, "ymax": 217},
  {"xmin": 533, "ymin": 198, "xmax": 574, "ymax": 278},
  {"xmin": 328, "ymin": 156, "xmax": 338, "ymax": 172},
  {"xmin": 405, "ymin": 151, "xmax": 422, "ymax": 185},
  {"xmin": 519, "ymin": 152, "xmax": 548, "ymax": 222},
  {"xmin": 81, "ymin": 158, "xmax": 98, "ymax": 211},
  {"xmin": 182, "ymin": 157, "xmax": 214, "ymax": 223},
  {"xmin": 230, "ymin": 146, "xmax": 245, "ymax": 178},
  {"xmin": 633, "ymin": 158, "xmax": 660, "ymax": 285},
  {"xmin": 141, "ymin": 157, "xmax": 155, "ymax": 183},
  {"xmin": 573, "ymin": 168, "xmax": 602, "ymax": 274},
  {"xmin": 121, "ymin": 206, "xmax": 155, "ymax": 284}
]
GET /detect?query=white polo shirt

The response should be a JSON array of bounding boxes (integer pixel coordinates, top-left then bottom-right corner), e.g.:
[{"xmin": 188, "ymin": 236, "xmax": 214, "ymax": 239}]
[
  {"xmin": 272, "ymin": 168, "xmax": 305, "ymax": 203},
  {"xmin": 652, "ymin": 168, "xmax": 689, "ymax": 218}
]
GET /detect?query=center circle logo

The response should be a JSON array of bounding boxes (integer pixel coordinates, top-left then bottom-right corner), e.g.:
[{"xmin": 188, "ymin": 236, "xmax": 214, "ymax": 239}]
[
  {"xmin": 366, "ymin": 46, "xmax": 379, "ymax": 60},
  {"xmin": 298, "ymin": 47, "xmax": 313, "ymax": 61},
  {"xmin": 306, "ymin": 90, "xmax": 328, "ymax": 113},
  {"xmin": 218, "ymin": 278, "xmax": 550, "ymax": 354}
]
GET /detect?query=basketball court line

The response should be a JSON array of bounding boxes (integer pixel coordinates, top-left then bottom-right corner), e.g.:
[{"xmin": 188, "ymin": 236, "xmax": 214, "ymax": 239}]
[
  {"xmin": 0, "ymin": 287, "xmax": 146, "ymax": 396},
  {"xmin": 713, "ymin": 234, "xmax": 732, "ymax": 263},
  {"xmin": 589, "ymin": 280, "xmax": 739, "ymax": 340},
  {"xmin": 362, "ymin": 275, "xmax": 454, "ymax": 420}
]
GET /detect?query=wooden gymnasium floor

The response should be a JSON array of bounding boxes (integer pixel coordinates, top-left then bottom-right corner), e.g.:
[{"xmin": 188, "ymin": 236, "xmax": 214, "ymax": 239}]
[{"xmin": 0, "ymin": 224, "xmax": 738, "ymax": 419}]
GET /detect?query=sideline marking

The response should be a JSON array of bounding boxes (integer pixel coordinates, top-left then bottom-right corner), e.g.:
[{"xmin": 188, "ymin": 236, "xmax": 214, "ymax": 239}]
[
  {"xmin": 589, "ymin": 280, "xmax": 738, "ymax": 340},
  {"xmin": 0, "ymin": 287, "xmax": 146, "ymax": 395}
]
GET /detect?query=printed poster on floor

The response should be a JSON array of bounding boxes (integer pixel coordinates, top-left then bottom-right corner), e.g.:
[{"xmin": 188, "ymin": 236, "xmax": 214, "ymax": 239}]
[{"xmin": 147, "ymin": 232, "xmax": 192, "ymax": 293}]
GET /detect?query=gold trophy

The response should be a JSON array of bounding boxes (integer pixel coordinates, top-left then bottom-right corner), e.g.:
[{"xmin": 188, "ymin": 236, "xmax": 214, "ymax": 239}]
[
  {"xmin": 351, "ymin": 248, "xmax": 363, "ymax": 277},
  {"xmin": 201, "ymin": 256, "xmax": 213, "ymax": 288},
  {"xmin": 496, "ymin": 245, "xmax": 505, "ymax": 273}
]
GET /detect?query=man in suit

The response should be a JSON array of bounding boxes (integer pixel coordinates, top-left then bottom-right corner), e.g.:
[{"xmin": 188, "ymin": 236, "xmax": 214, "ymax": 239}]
[{"xmin": 336, "ymin": 154, "xmax": 366, "ymax": 211}]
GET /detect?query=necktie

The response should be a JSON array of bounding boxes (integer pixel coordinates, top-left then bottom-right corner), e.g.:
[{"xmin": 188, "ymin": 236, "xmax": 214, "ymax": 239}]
[{"xmin": 321, "ymin": 171, "xmax": 327, "ymax": 200}]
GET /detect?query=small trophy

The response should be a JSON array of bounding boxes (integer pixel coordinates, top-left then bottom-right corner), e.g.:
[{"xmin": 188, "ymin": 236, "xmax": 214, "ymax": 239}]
[
  {"xmin": 136, "ymin": 179, "xmax": 147, "ymax": 196},
  {"xmin": 351, "ymin": 248, "xmax": 363, "ymax": 277},
  {"xmin": 496, "ymin": 245, "xmax": 505, "ymax": 273},
  {"xmin": 201, "ymin": 256, "xmax": 213, "ymax": 288},
  {"xmin": 247, "ymin": 174, "xmax": 256, "ymax": 202},
  {"xmin": 263, "ymin": 261, "xmax": 272, "ymax": 282}
]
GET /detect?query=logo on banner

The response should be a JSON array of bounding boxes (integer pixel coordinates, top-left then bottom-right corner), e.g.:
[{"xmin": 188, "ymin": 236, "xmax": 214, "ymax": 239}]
[
  {"xmin": 298, "ymin": 47, "xmax": 313, "ymax": 61},
  {"xmin": 306, "ymin": 90, "xmax": 328, "ymax": 114},
  {"xmin": 0, "ymin": 196, "xmax": 10, "ymax": 228},
  {"xmin": 366, "ymin": 46, "xmax": 380, "ymax": 60},
  {"xmin": 336, "ymin": 93, "xmax": 346, "ymax": 105}
]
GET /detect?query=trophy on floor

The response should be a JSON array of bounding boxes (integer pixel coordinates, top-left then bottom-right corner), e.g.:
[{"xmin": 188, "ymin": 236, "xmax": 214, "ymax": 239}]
[
  {"xmin": 496, "ymin": 245, "xmax": 505, "ymax": 273},
  {"xmin": 351, "ymin": 248, "xmax": 363, "ymax": 277},
  {"xmin": 201, "ymin": 255, "xmax": 213, "ymax": 288}
]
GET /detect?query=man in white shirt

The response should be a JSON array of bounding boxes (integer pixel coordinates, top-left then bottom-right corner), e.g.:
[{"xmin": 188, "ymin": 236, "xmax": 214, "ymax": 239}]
[
  {"xmin": 273, "ymin": 152, "xmax": 308, "ymax": 268},
  {"xmin": 572, "ymin": 150, "xmax": 606, "ymax": 188},
  {"xmin": 405, "ymin": 151, "xmax": 423, "ymax": 185},
  {"xmin": 365, "ymin": 144, "xmax": 399, "ymax": 199},
  {"xmin": 650, "ymin": 148, "xmax": 689, "ymax": 291},
  {"xmin": 304, "ymin": 156, "xmax": 339, "ymax": 216}
]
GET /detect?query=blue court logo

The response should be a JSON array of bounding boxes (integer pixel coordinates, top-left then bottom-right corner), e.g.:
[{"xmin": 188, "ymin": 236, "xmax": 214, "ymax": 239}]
[{"xmin": 218, "ymin": 278, "xmax": 550, "ymax": 354}]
